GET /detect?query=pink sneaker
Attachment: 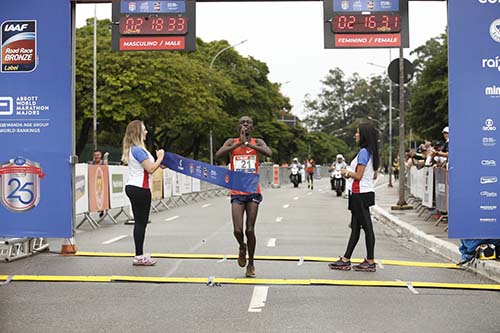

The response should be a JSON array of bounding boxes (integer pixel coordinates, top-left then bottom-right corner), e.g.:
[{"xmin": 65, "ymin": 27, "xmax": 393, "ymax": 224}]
[{"xmin": 133, "ymin": 254, "xmax": 157, "ymax": 266}]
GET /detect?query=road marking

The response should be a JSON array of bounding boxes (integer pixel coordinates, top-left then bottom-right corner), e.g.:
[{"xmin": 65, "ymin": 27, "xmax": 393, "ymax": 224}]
[
  {"xmin": 6, "ymin": 275, "xmax": 499, "ymax": 291},
  {"xmin": 275, "ymin": 216, "xmax": 283, "ymax": 222},
  {"xmin": 293, "ymin": 196, "xmax": 299, "ymax": 201},
  {"xmin": 283, "ymin": 204, "xmax": 290, "ymax": 208},
  {"xmin": 102, "ymin": 235, "xmax": 127, "ymax": 245},
  {"xmin": 267, "ymin": 238, "xmax": 277, "ymax": 247},
  {"xmin": 248, "ymin": 286, "xmax": 269, "ymax": 312},
  {"xmin": 298, "ymin": 256, "xmax": 304, "ymax": 266},
  {"xmin": 165, "ymin": 216, "xmax": 180, "ymax": 222},
  {"xmin": 201, "ymin": 204, "xmax": 212, "ymax": 208},
  {"xmin": 217, "ymin": 255, "xmax": 228, "ymax": 263},
  {"xmin": 74, "ymin": 252, "xmax": 461, "ymax": 269},
  {"xmin": 307, "ymin": 192, "xmax": 312, "ymax": 196}
]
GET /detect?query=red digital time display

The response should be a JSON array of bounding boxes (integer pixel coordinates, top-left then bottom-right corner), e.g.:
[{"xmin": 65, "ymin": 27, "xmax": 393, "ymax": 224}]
[
  {"xmin": 332, "ymin": 13, "xmax": 401, "ymax": 33},
  {"xmin": 119, "ymin": 15, "xmax": 188, "ymax": 35}
]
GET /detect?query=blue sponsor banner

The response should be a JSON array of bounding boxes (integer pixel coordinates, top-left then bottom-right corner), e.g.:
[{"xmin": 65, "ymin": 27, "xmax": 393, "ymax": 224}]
[
  {"xmin": 448, "ymin": 0, "xmax": 500, "ymax": 238},
  {"xmin": 333, "ymin": 0, "xmax": 399, "ymax": 12},
  {"xmin": 163, "ymin": 152, "xmax": 259, "ymax": 193},
  {"xmin": 0, "ymin": 0, "xmax": 72, "ymax": 238},
  {"xmin": 121, "ymin": 1, "xmax": 186, "ymax": 14}
]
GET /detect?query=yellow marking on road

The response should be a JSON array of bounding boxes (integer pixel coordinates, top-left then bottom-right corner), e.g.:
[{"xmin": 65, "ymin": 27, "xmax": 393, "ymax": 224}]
[
  {"xmin": 74, "ymin": 252, "xmax": 460, "ymax": 269},
  {"xmin": 1, "ymin": 275, "xmax": 499, "ymax": 291}
]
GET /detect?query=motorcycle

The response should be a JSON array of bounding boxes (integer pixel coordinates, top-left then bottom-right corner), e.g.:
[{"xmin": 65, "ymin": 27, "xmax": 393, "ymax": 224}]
[
  {"xmin": 290, "ymin": 165, "xmax": 301, "ymax": 188},
  {"xmin": 330, "ymin": 169, "xmax": 345, "ymax": 196}
]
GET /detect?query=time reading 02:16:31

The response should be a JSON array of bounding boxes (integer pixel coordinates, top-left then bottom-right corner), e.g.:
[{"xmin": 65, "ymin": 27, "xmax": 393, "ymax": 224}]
[
  {"xmin": 332, "ymin": 13, "xmax": 401, "ymax": 33},
  {"xmin": 119, "ymin": 15, "xmax": 188, "ymax": 35}
]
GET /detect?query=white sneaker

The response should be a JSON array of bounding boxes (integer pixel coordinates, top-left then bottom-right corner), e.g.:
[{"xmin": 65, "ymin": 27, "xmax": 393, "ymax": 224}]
[{"xmin": 133, "ymin": 254, "xmax": 157, "ymax": 266}]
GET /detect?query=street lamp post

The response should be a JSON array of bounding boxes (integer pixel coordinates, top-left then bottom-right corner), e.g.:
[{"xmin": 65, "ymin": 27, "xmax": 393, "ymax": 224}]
[
  {"xmin": 368, "ymin": 51, "xmax": 393, "ymax": 187},
  {"xmin": 208, "ymin": 39, "xmax": 248, "ymax": 164}
]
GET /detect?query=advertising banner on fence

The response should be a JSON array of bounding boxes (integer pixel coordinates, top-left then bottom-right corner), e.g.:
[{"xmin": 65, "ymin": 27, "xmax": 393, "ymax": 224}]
[
  {"xmin": 75, "ymin": 164, "xmax": 88, "ymax": 215},
  {"xmin": 88, "ymin": 165, "xmax": 110, "ymax": 213},
  {"xmin": 108, "ymin": 165, "xmax": 128, "ymax": 209},
  {"xmin": 151, "ymin": 168, "xmax": 163, "ymax": 201},
  {"xmin": 163, "ymin": 152, "xmax": 259, "ymax": 193},
  {"xmin": 434, "ymin": 167, "xmax": 448, "ymax": 213},
  {"xmin": 449, "ymin": 1, "xmax": 500, "ymax": 238},
  {"xmin": 163, "ymin": 169, "xmax": 174, "ymax": 198},
  {"xmin": 0, "ymin": 0, "xmax": 72, "ymax": 237},
  {"xmin": 422, "ymin": 167, "xmax": 434, "ymax": 208}
]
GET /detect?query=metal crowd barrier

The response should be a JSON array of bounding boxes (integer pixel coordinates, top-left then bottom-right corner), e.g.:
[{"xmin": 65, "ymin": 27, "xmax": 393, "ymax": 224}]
[
  {"xmin": 406, "ymin": 165, "xmax": 448, "ymax": 229},
  {"xmin": 0, "ymin": 237, "xmax": 49, "ymax": 262}
]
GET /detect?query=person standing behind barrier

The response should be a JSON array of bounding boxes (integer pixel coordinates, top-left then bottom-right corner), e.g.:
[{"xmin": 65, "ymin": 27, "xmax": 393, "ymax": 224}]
[
  {"xmin": 121, "ymin": 120, "xmax": 165, "ymax": 266},
  {"xmin": 215, "ymin": 116, "xmax": 272, "ymax": 278},
  {"xmin": 89, "ymin": 149, "xmax": 108, "ymax": 165},
  {"xmin": 328, "ymin": 124, "xmax": 380, "ymax": 272},
  {"xmin": 305, "ymin": 158, "xmax": 315, "ymax": 190}
]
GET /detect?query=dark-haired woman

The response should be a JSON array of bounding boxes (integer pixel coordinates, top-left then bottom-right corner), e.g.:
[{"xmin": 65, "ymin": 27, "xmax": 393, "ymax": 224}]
[{"xmin": 328, "ymin": 124, "xmax": 380, "ymax": 272}]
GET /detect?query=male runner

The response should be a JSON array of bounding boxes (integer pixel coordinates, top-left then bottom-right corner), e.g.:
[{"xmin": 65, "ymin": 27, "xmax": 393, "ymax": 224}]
[{"xmin": 215, "ymin": 116, "xmax": 272, "ymax": 278}]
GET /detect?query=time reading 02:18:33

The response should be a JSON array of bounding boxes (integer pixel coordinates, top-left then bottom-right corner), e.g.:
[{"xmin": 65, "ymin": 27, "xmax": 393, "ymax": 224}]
[
  {"xmin": 332, "ymin": 13, "xmax": 401, "ymax": 33},
  {"xmin": 119, "ymin": 14, "xmax": 188, "ymax": 35}
]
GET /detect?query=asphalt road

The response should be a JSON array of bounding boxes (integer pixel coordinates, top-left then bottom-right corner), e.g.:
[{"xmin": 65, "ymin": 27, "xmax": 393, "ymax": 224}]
[{"xmin": 1, "ymin": 178, "xmax": 499, "ymax": 332}]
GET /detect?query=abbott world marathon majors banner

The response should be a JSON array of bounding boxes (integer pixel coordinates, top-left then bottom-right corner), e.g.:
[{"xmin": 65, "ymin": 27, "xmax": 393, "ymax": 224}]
[
  {"xmin": 0, "ymin": 0, "xmax": 72, "ymax": 237},
  {"xmin": 448, "ymin": 0, "xmax": 500, "ymax": 238}
]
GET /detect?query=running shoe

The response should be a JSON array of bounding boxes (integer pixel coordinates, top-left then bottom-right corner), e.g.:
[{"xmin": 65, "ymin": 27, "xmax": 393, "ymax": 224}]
[
  {"xmin": 328, "ymin": 258, "xmax": 351, "ymax": 271},
  {"xmin": 246, "ymin": 265, "xmax": 256, "ymax": 278},
  {"xmin": 352, "ymin": 259, "xmax": 376, "ymax": 272},
  {"xmin": 238, "ymin": 244, "xmax": 247, "ymax": 267},
  {"xmin": 133, "ymin": 254, "xmax": 157, "ymax": 266}
]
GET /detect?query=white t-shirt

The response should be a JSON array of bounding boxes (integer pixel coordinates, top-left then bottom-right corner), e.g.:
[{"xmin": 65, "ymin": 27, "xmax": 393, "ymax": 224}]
[
  {"xmin": 346, "ymin": 148, "xmax": 375, "ymax": 194},
  {"xmin": 126, "ymin": 145, "xmax": 154, "ymax": 189}
]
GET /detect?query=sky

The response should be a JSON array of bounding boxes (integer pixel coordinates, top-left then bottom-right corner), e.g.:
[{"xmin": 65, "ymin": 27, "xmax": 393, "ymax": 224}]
[{"xmin": 75, "ymin": 1, "xmax": 448, "ymax": 119}]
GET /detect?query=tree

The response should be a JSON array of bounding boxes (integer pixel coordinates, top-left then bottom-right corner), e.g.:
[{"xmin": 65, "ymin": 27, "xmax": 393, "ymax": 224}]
[{"xmin": 407, "ymin": 32, "xmax": 448, "ymax": 140}]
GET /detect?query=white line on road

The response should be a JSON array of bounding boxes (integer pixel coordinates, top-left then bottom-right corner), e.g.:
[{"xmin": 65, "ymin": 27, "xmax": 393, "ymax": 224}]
[
  {"xmin": 165, "ymin": 216, "xmax": 180, "ymax": 222},
  {"xmin": 267, "ymin": 238, "xmax": 277, "ymax": 247},
  {"xmin": 248, "ymin": 286, "xmax": 269, "ymax": 313},
  {"xmin": 201, "ymin": 204, "xmax": 212, "ymax": 208},
  {"xmin": 283, "ymin": 204, "xmax": 290, "ymax": 209},
  {"xmin": 102, "ymin": 235, "xmax": 127, "ymax": 245},
  {"xmin": 293, "ymin": 196, "xmax": 299, "ymax": 201},
  {"xmin": 275, "ymin": 216, "xmax": 283, "ymax": 222},
  {"xmin": 307, "ymin": 192, "xmax": 312, "ymax": 196}
]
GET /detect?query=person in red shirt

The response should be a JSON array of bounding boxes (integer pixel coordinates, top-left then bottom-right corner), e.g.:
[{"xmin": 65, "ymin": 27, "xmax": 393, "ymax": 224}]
[
  {"xmin": 305, "ymin": 158, "xmax": 315, "ymax": 189},
  {"xmin": 216, "ymin": 116, "xmax": 272, "ymax": 278}
]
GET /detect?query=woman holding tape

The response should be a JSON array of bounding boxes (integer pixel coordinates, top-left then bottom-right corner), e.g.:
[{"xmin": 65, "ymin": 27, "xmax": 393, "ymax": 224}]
[{"xmin": 121, "ymin": 120, "xmax": 164, "ymax": 266}]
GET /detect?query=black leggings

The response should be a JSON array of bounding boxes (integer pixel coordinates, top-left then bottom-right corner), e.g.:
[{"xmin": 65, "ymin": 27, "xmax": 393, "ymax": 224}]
[
  {"xmin": 344, "ymin": 193, "xmax": 376, "ymax": 260},
  {"xmin": 125, "ymin": 185, "xmax": 151, "ymax": 256}
]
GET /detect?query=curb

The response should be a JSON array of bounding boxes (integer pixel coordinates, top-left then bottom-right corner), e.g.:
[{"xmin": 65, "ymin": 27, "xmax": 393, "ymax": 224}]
[{"xmin": 372, "ymin": 205, "xmax": 500, "ymax": 284}]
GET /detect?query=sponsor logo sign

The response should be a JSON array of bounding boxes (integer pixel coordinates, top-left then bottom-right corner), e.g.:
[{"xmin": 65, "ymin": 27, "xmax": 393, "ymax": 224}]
[
  {"xmin": 1, "ymin": 20, "xmax": 37, "ymax": 73},
  {"xmin": 0, "ymin": 157, "xmax": 45, "ymax": 212},
  {"xmin": 480, "ymin": 191, "xmax": 498, "ymax": 197}
]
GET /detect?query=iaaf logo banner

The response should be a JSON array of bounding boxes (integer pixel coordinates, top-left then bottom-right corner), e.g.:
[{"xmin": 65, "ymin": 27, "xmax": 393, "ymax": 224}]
[
  {"xmin": 1, "ymin": 20, "xmax": 37, "ymax": 73},
  {"xmin": 0, "ymin": 157, "xmax": 45, "ymax": 212}
]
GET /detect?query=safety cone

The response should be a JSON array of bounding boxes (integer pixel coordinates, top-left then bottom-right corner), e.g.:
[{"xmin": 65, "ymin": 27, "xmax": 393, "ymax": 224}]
[{"xmin": 60, "ymin": 237, "xmax": 77, "ymax": 255}]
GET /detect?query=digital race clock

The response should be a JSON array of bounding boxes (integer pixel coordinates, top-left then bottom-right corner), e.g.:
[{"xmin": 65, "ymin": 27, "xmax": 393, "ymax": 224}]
[
  {"xmin": 119, "ymin": 14, "xmax": 187, "ymax": 35},
  {"xmin": 332, "ymin": 13, "xmax": 401, "ymax": 33}
]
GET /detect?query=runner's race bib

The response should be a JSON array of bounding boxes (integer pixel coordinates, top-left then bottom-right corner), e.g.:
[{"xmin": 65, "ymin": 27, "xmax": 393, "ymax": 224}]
[{"xmin": 233, "ymin": 155, "xmax": 256, "ymax": 173}]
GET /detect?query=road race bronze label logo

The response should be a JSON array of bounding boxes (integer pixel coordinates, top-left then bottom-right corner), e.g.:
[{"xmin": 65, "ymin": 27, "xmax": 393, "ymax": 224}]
[{"xmin": 1, "ymin": 20, "xmax": 37, "ymax": 73}]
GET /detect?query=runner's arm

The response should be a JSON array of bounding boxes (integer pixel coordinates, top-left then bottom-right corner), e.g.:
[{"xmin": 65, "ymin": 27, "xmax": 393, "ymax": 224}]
[
  {"xmin": 215, "ymin": 138, "xmax": 243, "ymax": 158},
  {"xmin": 249, "ymin": 138, "xmax": 272, "ymax": 157}
]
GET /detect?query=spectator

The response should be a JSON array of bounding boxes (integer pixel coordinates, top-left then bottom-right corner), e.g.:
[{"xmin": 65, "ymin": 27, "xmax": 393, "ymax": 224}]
[{"xmin": 89, "ymin": 150, "xmax": 108, "ymax": 165}]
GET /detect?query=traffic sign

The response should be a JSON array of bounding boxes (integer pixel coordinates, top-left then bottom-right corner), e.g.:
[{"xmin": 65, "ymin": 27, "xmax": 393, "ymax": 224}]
[
  {"xmin": 388, "ymin": 58, "xmax": 414, "ymax": 84},
  {"xmin": 111, "ymin": 0, "xmax": 196, "ymax": 52},
  {"xmin": 323, "ymin": 0, "xmax": 409, "ymax": 49}
]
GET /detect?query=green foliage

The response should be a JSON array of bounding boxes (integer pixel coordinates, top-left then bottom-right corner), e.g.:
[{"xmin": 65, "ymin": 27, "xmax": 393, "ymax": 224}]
[
  {"xmin": 408, "ymin": 33, "xmax": 449, "ymax": 140},
  {"xmin": 75, "ymin": 19, "xmax": 306, "ymax": 164}
]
